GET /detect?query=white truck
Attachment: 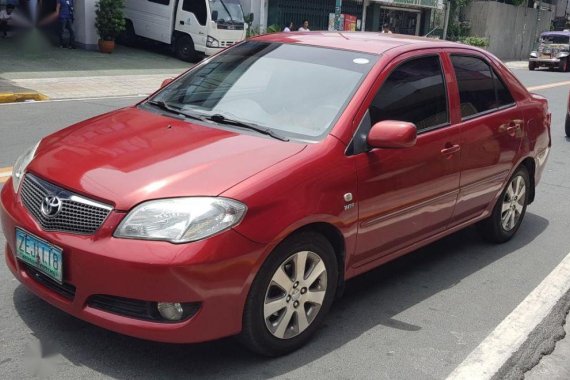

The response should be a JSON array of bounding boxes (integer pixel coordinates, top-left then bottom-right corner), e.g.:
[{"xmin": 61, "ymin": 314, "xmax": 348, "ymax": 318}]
[{"xmin": 122, "ymin": 0, "xmax": 249, "ymax": 61}]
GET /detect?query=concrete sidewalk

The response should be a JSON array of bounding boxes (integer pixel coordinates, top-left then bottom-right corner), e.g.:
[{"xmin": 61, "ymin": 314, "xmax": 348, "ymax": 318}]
[{"xmin": 0, "ymin": 30, "xmax": 190, "ymax": 101}]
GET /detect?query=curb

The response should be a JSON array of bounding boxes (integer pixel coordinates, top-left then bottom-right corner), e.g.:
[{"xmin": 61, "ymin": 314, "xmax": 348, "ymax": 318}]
[
  {"xmin": 447, "ymin": 253, "xmax": 570, "ymax": 380},
  {"xmin": 0, "ymin": 91, "xmax": 49, "ymax": 104}
]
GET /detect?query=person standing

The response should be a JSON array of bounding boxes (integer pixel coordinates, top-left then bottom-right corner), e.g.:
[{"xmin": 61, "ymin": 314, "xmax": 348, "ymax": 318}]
[
  {"xmin": 56, "ymin": 0, "xmax": 74, "ymax": 48},
  {"xmin": 0, "ymin": 5, "xmax": 14, "ymax": 38},
  {"xmin": 381, "ymin": 23, "xmax": 392, "ymax": 34},
  {"xmin": 283, "ymin": 21, "xmax": 293, "ymax": 32},
  {"xmin": 298, "ymin": 19, "xmax": 310, "ymax": 32}
]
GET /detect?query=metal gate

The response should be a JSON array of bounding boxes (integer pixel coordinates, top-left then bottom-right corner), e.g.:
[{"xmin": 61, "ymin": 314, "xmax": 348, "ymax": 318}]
[{"xmin": 268, "ymin": 0, "xmax": 364, "ymax": 31}]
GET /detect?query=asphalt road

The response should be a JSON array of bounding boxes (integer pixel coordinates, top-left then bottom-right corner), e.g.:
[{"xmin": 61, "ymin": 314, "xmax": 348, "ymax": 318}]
[{"xmin": 0, "ymin": 71, "xmax": 570, "ymax": 379}]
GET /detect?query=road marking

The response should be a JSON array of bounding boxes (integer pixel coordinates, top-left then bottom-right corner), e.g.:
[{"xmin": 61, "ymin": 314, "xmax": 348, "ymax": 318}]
[
  {"xmin": 0, "ymin": 94, "xmax": 147, "ymax": 106},
  {"xmin": 527, "ymin": 80, "xmax": 570, "ymax": 92},
  {"xmin": 447, "ymin": 252, "xmax": 570, "ymax": 380},
  {"xmin": 0, "ymin": 167, "xmax": 13, "ymax": 184}
]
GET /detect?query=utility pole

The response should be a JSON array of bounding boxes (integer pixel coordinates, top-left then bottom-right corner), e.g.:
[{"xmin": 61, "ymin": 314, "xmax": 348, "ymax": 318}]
[
  {"xmin": 443, "ymin": 0, "xmax": 451, "ymax": 40},
  {"xmin": 334, "ymin": 0, "xmax": 343, "ymax": 31},
  {"xmin": 534, "ymin": 0, "xmax": 543, "ymax": 50}
]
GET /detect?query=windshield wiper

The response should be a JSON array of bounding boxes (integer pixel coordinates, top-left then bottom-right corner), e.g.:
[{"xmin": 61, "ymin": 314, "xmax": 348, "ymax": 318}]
[
  {"xmin": 147, "ymin": 100, "xmax": 205, "ymax": 122},
  {"xmin": 206, "ymin": 114, "xmax": 289, "ymax": 142}
]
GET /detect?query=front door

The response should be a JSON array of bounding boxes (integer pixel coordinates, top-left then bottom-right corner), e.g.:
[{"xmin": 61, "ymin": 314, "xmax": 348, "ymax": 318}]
[
  {"xmin": 352, "ymin": 53, "xmax": 461, "ymax": 267},
  {"xmin": 176, "ymin": 0, "xmax": 208, "ymax": 51}
]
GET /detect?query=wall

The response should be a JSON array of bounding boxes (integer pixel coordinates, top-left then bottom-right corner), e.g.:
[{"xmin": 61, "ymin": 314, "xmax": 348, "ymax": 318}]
[
  {"xmin": 463, "ymin": 1, "xmax": 553, "ymax": 61},
  {"xmin": 75, "ymin": 0, "xmax": 98, "ymax": 50}
]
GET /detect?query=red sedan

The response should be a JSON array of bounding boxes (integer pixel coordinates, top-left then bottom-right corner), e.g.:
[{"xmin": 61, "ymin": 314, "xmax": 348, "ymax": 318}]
[{"xmin": 1, "ymin": 32, "xmax": 551, "ymax": 356}]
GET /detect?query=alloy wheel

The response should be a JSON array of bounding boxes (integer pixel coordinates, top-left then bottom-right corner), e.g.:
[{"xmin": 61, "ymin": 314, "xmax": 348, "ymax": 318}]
[
  {"xmin": 263, "ymin": 250, "xmax": 327, "ymax": 339},
  {"xmin": 501, "ymin": 175, "xmax": 526, "ymax": 231}
]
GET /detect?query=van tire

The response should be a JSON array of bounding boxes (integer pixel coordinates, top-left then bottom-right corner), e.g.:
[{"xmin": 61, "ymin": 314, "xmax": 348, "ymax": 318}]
[{"xmin": 175, "ymin": 35, "xmax": 197, "ymax": 62}]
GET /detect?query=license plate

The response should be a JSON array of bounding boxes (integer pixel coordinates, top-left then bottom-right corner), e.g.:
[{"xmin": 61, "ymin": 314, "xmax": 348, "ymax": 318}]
[{"xmin": 15, "ymin": 228, "xmax": 63, "ymax": 284}]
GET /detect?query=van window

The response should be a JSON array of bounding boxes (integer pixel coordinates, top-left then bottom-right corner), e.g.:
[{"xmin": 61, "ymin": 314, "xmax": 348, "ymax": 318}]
[{"xmin": 183, "ymin": 0, "xmax": 207, "ymax": 25}]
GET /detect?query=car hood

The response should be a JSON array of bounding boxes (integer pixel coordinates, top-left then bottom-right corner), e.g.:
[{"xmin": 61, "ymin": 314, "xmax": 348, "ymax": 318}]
[{"xmin": 28, "ymin": 107, "xmax": 306, "ymax": 210}]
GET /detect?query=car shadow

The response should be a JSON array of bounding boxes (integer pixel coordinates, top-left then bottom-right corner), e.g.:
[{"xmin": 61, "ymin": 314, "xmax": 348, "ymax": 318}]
[{"xmin": 12, "ymin": 213, "xmax": 549, "ymax": 379}]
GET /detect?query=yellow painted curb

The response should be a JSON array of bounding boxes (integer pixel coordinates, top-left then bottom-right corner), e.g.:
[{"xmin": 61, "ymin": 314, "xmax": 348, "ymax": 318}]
[{"xmin": 0, "ymin": 92, "xmax": 49, "ymax": 104}]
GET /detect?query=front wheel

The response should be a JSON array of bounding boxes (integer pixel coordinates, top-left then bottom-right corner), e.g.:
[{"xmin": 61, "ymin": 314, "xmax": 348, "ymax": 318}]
[
  {"xmin": 529, "ymin": 62, "xmax": 536, "ymax": 71},
  {"xmin": 565, "ymin": 114, "xmax": 570, "ymax": 137},
  {"xmin": 478, "ymin": 166, "xmax": 530, "ymax": 243},
  {"xmin": 174, "ymin": 35, "xmax": 197, "ymax": 62},
  {"xmin": 239, "ymin": 232, "xmax": 338, "ymax": 356},
  {"xmin": 560, "ymin": 58, "xmax": 569, "ymax": 72}
]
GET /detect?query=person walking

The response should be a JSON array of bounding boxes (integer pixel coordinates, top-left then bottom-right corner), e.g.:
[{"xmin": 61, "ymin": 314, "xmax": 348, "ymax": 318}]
[{"xmin": 298, "ymin": 19, "xmax": 310, "ymax": 32}]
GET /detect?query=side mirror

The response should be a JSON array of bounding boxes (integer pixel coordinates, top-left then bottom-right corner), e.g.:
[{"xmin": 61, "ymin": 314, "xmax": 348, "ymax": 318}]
[
  {"xmin": 212, "ymin": 10, "xmax": 218, "ymax": 22},
  {"xmin": 248, "ymin": 13, "xmax": 254, "ymax": 23},
  {"xmin": 367, "ymin": 120, "xmax": 417, "ymax": 149},
  {"xmin": 161, "ymin": 78, "xmax": 174, "ymax": 88}
]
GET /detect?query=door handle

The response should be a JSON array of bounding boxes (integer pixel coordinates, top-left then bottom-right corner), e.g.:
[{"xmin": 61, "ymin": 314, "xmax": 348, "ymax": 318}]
[
  {"xmin": 179, "ymin": 21, "xmax": 185, "ymax": 25},
  {"xmin": 506, "ymin": 121, "xmax": 518, "ymax": 137},
  {"xmin": 441, "ymin": 144, "xmax": 461, "ymax": 158}
]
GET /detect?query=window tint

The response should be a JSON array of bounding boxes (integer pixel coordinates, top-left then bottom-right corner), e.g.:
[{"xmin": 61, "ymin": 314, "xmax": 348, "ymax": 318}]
[
  {"xmin": 493, "ymin": 70, "xmax": 515, "ymax": 107},
  {"xmin": 370, "ymin": 56, "xmax": 448, "ymax": 132},
  {"xmin": 148, "ymin": 0, "xmax": 170, "ymax": 5},
  {"xmin": 183, "ymin": 0, "xmax": 207, "ymax": 25},
  {"xmin": 451, "ymin": 55, "xmax": 514, "ymax": 119}
]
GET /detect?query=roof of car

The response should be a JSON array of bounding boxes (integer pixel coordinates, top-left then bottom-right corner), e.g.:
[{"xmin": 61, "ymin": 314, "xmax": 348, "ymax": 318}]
[{"xmin": 251, "ymin": 31, "xmax": 465, "ymax": 55}]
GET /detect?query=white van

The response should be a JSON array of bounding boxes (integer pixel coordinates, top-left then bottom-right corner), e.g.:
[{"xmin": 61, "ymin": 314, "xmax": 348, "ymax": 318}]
[{"xmin": 122, "ymin": 0, "xmax": 248, "ymax": 61}]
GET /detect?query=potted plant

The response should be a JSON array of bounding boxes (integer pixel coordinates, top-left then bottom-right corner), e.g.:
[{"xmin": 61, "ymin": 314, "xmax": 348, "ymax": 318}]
[{"xmin": 95, "ymin": 0, "xmax": 126, "ymax": 53}]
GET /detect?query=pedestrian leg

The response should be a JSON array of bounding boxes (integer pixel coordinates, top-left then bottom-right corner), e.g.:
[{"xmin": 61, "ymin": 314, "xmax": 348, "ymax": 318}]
[
  {"xmin": 65, "ymin": 19, "xmax": 75, "ymax": 49},
  {"xmin": 58, "ymin": 19, "xmax": 65, "ymax": 47}
]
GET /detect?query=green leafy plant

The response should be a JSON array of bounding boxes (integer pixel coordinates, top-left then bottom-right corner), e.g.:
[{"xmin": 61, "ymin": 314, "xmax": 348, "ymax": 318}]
[
  {"xmin": 266, "ymin": 24, "xmax": 281, "ymax": 33},
  {"xmin": 461, "ymin": 36, "xmax": 489, "ymax": 48},
  {"xmin": 95, "ymin": 0, "xmax": 126, "ymax": 41}
]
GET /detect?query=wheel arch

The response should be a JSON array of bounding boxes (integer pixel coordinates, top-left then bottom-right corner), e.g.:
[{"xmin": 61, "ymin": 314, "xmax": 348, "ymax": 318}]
[{"xmin": 520, "ymin": 157, "xmax": 536, "ymax": 204}]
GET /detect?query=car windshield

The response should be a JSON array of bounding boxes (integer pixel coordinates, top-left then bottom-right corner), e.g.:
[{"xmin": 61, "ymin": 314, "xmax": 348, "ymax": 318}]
[
  {"xmin": 209, "ymin": 0, "xmax": 244, "ymax": 23},
  {"xmin": 540, "ymin": 34, "xmax": 570, "ymax": 44},
  {"xmin": 148, "ymin": 41, "xmax": 378, "ymax": 141}
]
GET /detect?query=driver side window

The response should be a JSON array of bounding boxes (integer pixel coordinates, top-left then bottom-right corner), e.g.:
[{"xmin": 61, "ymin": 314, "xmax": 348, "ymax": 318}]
[
  {"xmin": 183, "ymin": 0, "xmax": 207, "ymax": 25},
  {"xmin": 370, "ymin": 55, "xmax": 448, "ymax": 132}
]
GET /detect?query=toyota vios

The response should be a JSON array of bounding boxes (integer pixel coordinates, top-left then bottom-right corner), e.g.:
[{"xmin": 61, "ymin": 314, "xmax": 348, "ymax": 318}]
[{"xmin": 1, "ymin": 32, "xmax": 551, "ymax": 356}]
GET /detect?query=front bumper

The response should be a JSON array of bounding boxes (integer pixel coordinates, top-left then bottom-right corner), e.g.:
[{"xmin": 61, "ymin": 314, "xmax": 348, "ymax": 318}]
[
  {"xmin": 529, "ymin": 57, "xmax": 563, "ymax": 66},
  {"xmin": 1, "ymin": 179, "xmax": 266, "ymax": 343}
]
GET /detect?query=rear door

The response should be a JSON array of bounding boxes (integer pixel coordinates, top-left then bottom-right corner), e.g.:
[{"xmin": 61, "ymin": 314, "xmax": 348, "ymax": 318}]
[
  {"xmin": 445, "ymin": 52, "xmax": 524, "ymax": 227},
  {"xmin": 351, "ymin": 52, "xmax": 461, "ymax": 267}
]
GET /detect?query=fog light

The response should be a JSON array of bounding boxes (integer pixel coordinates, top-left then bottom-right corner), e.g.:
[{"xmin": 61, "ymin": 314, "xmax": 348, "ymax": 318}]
[{"xmin": 157, "ymin": 302, "xmax": 184, "ymax": 321}]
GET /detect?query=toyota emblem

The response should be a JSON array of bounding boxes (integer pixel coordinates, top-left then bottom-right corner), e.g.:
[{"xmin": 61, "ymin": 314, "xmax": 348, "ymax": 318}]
[{"xmin": 40, "ymin": 195, "xmax": 62, "ymax": 218}]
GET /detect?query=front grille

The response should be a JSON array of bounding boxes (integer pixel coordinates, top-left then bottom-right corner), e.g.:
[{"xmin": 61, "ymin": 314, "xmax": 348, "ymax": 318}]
[
  {"xmin": 20, "ymin": 174, "xmax": 112, "ymax": 235},
  {"xmin": 23, "ymin": 264, "xmax": 76, "ymax": 300},
  {"xmin": 87, "ymin": 295, "xmax": 201, "ymax": 323}
]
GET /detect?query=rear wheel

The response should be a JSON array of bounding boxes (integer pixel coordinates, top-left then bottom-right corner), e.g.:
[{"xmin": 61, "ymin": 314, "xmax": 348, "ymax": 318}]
[
  {"xmin": 175, "ymin": 35, "xmax": 197, "ymax": 62},
  {"xmin": 478, "ymin": 166, "xmax": 530, "ymax": 243},
  {"xmin": 117, "ymin": 20, "xmax": 137, "ymax": 47},
  {"xmin": 239, "ymin": 232, "xmax": 338, "ymax": 356}
]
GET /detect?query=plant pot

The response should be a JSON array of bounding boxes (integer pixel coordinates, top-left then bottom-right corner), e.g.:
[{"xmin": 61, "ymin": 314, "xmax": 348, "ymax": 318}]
[{"xmin": 98, "ymin": 39, "xmax": 115, "ymax": 54}]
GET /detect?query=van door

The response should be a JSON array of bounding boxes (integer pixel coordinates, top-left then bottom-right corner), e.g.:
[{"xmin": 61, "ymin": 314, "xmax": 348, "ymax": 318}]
[{"xmin": 175, "ymin": 0, "xmax": 208, "ymax": 53}]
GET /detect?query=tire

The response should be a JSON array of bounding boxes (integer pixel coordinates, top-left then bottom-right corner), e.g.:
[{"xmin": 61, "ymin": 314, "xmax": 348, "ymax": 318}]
[
  {"xmin": 239, "ymin": 231, "xmax": 339, "ymax": 356},
  {"xmin": 117, "ymin": 20, "xmax": 137, "ymax": 47},
  {"xmin": 529, "ymin": 62, "xmax": 536, "ymax": 71},
  {"xmin": 560, "ymin": 58, "xmax": 568, "ymax": 72},
  {"xmin": 478, "ymin": 166, "xmax": 530, "ymax": 243},
  {"xmin": 174, "ymin": 35, "xmax": 197, "ymax": 62},
  {"xmin": 565, "ymin": 114, "xmax": 570, "ymax": 137}
]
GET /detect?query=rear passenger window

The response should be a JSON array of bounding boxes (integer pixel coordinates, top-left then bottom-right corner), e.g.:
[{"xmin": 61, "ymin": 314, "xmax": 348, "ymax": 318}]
[
  {"xmin": 451, "ymin": 55, "xmax": 515, "ymax": 119},
  {"xmin": 370, "ymin": 56, "xmax": 448, "ymax": 132}
]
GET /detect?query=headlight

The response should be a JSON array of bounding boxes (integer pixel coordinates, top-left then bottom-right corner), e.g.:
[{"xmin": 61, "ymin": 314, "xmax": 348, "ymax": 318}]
[
  {"xmin": 114, "ymin": 197, "xmax": 247, "ymax": 243},
  {"xmin": 12, "ymin": 141, "xmax": 40, "ymax": 193},
  {"xmin": 206, "ymin": 35, "xmax": 220, "ymax": 48},
  {"xmin": 557, "ymin": 51, "xmax": 570, "ymax": 58},
  {"xmin": 530, "ymin": 51, "xmax": 538, "ymax": 58}
]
